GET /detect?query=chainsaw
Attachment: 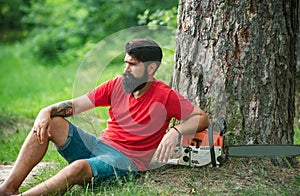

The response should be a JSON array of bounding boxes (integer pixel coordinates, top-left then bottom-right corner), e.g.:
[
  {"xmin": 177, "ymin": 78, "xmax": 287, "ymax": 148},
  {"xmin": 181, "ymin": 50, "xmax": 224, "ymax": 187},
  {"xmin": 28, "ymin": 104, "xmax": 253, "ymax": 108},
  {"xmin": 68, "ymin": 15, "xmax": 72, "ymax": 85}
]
[{"xmin": 168, "ymin": 118, "xmax": 300, "ymax": 167}]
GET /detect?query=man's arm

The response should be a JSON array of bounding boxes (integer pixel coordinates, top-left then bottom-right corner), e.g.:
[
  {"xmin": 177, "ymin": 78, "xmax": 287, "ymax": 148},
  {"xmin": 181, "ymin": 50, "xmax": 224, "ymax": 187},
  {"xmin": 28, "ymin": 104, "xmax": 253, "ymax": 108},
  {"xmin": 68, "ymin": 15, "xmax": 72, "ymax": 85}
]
[
  {"xmin": 49, "ymin": 94, "xmax": 94, "ymax": 117},
  {"xmin": 155, "ymin": 106, "xmax": 210, "ymax": 163},
  {"xmin": 170, "ymin": 106, "xmax": 209, "ymax": 135},
  {"xmin": 49, "ymin": 101, "xmax": 75, "ymax": 117},
  {"xmin": 33, "ymin": 94, "xmax": 94, "ymax": 144}
]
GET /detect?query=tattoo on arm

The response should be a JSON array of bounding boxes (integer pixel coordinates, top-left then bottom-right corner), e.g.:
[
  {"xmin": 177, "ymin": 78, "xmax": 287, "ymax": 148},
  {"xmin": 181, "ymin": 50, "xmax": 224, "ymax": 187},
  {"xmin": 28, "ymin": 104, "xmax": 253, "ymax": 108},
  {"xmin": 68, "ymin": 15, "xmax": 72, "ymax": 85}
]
[{"xmin": 50, "ymin": 101, "xmax": 75, "ymax": 117}]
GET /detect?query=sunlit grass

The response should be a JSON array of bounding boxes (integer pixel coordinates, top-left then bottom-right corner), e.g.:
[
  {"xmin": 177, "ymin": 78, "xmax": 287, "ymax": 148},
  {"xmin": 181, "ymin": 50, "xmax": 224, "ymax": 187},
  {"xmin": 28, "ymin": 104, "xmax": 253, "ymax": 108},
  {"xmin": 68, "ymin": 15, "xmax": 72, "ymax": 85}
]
[{"xmin": 0, "ymin": 43, "xmax": 75, "ymax": 118}]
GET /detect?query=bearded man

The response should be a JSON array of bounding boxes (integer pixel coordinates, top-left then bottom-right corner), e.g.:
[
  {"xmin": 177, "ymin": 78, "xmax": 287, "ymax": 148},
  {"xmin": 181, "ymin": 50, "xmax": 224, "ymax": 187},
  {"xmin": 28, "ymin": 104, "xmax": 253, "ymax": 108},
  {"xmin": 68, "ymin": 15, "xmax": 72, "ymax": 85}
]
[{"xmin": 0, "ymin": 38, "xmax": 209, "ymax": 196}]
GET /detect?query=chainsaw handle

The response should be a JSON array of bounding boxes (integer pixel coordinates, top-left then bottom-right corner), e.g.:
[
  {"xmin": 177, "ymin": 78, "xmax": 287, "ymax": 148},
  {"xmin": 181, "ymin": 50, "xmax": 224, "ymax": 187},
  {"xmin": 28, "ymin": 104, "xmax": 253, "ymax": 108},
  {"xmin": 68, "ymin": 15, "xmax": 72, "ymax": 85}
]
[{"xmin": 208, "ymin": 121, "xmax": 217, "ymax": 167}]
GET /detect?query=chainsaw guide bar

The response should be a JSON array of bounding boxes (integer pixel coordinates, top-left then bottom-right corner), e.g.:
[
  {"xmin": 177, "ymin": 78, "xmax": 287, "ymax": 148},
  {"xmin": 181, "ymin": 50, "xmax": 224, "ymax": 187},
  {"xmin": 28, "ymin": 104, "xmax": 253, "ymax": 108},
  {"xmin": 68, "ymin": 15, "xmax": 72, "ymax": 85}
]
[
  {"xmin": 167, "ymin": 119, "xmax": 300, "ymax": 168},
  {"xmin": 227, "ymin": 144, "xmax": 300, "ymax": 157}
]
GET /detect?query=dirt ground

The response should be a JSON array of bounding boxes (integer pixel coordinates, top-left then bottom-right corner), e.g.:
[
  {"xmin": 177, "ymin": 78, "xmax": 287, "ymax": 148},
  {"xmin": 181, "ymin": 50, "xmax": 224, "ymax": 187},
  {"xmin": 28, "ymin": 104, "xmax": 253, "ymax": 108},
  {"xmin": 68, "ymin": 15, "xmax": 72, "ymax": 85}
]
[{"xmin": 0, "ymin": 162, "xmax": 54, "ymax": 185}]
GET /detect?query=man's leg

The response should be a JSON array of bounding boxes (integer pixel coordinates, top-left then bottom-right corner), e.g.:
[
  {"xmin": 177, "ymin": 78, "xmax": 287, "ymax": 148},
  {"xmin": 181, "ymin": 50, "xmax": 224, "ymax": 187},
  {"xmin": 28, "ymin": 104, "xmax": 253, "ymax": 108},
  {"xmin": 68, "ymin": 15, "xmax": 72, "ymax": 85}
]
[
  {"xmin": 0, "ymin": 129, "xmax": 50, "ymax": 195},
  {"xmin": 19, "ymin": 159, "xmax": 93, "ymax": 196},
  {"xmin": 0, "ymin": 117, "xmax": 72, "ymax": 195}
]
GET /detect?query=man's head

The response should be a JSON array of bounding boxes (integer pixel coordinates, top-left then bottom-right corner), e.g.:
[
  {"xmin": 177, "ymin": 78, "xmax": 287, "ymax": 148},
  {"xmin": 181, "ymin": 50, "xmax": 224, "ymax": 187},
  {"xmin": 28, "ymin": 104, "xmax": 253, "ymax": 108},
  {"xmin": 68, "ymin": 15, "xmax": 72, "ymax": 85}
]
[
  {"xmin": 122, "ymin": 39, "xmax": 163, "ymax": 94},
  {"xmin": 124, "ymin": 38, "xmax": 163, "ymax": 70}
]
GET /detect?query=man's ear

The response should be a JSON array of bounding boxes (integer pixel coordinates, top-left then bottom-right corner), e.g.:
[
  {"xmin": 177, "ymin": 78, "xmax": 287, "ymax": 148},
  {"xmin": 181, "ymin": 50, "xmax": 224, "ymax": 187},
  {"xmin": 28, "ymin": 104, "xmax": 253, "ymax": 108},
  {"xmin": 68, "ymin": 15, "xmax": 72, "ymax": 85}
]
[{"xmin": 147, "ymin": 63, "xmax": 157, "ymax": 75}]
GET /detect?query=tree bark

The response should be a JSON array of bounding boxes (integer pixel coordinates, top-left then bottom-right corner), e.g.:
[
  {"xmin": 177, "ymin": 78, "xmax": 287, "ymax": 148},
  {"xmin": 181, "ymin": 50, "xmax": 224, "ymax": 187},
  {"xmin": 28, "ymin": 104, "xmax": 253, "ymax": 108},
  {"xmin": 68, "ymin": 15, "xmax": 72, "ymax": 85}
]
[
  {"xmin": 296, "ymin": 0, "xmax": 300, "ymax": 135},
  {"xmin": 173, "ymin": 0, "xmax": 298, "ymax": 148}
]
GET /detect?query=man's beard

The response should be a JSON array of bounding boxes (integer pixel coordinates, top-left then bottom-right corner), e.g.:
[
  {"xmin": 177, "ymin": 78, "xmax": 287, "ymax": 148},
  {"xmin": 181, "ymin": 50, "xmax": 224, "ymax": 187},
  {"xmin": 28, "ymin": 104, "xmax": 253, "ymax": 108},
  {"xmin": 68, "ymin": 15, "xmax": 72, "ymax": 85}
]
[{"xmin": 122, "ymin": 71, "xmax": 148, "ymax": 94}]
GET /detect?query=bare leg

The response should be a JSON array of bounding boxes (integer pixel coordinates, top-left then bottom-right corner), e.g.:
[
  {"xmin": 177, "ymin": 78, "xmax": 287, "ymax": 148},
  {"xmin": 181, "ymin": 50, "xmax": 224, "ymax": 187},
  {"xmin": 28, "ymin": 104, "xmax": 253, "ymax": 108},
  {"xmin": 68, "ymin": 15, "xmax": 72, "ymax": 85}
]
[
  {"xmin": 20, "ymin": 159, "xmax": 93, "ymax": 196},
  {"xmin": 0, "ymin": 117, "xmax": 70, "ymax": 195},
  {"xmin": 0, "ymin": 131, "xmax": 49, "ymax": 195}
]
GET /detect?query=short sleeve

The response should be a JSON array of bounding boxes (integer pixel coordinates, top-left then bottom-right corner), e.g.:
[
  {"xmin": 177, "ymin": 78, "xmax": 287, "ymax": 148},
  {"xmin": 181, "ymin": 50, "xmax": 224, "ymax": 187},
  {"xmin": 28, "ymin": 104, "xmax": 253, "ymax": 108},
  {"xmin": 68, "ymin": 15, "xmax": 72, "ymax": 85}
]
[
  {"xmin": 165, "ymin": 90, "xmax": 194, "ymax": 120},
  {"xmin": 87, "ymin": 77, "xmax": 119, "ymax": 107}
]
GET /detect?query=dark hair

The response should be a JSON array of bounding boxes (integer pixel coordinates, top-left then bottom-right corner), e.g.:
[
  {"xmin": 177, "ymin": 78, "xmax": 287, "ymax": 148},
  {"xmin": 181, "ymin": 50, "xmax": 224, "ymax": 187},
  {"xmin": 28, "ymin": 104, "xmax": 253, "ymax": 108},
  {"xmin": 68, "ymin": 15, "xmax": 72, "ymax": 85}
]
[{"xmin": 124, "ymin": 38, "xmax": 163, "ymax": 68}]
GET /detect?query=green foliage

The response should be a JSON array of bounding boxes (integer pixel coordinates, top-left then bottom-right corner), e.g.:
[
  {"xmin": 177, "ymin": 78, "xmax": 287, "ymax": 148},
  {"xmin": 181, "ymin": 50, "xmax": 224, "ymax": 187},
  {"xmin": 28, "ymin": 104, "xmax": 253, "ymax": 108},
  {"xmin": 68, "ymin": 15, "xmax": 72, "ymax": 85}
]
[
  {"xmin": 0, "ymin": 0, "xmax": 31, "ymax": 41},
  {"xmin": 18, "ymin": 0, "xmax": 178, "ymax": 64},
  {"xmin": 138, "ymin": 7, "xmax": 178, "ymax": 29},
  {"xmin": 22, "ymin": 0, "xmax": 89, "ymax": 63},
  {"xmin": 1, "ymin": 0, "xmax": 178, "ymax": 63}
]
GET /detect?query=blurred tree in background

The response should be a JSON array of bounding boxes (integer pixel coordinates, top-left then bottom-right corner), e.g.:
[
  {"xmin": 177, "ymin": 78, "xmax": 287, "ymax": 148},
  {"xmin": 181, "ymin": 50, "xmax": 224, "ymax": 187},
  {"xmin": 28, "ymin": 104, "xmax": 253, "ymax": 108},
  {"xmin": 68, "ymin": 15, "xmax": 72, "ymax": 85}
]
[
  {"xmin": 0, "ymin": 0, "xmax": 177, "ymax": 63},
  {"xmin": 138, "ymin": 7, "xmax": 178, "ymax": 29},
  {"xmin": 0, "ymin": 0, "xmax": 31, "ymax": 40}
]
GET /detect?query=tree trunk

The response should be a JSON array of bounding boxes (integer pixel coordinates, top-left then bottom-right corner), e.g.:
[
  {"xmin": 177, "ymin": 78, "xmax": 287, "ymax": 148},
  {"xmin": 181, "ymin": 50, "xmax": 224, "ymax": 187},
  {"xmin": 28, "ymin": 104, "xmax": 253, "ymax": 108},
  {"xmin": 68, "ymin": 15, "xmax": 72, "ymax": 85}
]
[
  {"xmin": 296, "ymin": 0, "xmax": 300, "ymax": 137},
  {"xmin": 173, "ymin": 0, "xmax": 298, "ymax": 149}
]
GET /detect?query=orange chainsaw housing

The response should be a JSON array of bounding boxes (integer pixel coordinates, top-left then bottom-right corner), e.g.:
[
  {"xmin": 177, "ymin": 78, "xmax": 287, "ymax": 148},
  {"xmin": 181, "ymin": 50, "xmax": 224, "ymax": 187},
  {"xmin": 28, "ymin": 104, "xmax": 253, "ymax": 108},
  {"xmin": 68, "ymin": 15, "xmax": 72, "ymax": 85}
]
[
  {"xmin": 168, "ymin": 120, "xmax": 226, "ymax": 167},
  {"xmin": 182, "ymin": 129, "xmax": 224, "ymax": 148}
]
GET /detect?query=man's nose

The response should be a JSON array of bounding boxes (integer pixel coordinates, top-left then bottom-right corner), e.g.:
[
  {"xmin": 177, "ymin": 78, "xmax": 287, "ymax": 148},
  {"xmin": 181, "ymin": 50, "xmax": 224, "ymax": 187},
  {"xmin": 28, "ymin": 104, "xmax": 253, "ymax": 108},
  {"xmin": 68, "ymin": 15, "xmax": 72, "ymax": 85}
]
[{"xmin": 124, "ymin": 63, "xmax": 131, "ymax": 72}]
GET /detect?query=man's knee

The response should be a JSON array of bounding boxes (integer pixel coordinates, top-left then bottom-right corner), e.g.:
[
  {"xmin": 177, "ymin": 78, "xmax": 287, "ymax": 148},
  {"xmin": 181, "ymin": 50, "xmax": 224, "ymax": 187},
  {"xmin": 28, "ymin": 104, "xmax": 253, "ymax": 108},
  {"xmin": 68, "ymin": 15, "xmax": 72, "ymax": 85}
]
[
  {"xmin": 65, "ymin": 160, "xmax": 93, "ymax": 183},
  {"xmin": 49, "ymin": 116, "xmax": 67, "ymax": 127},
  {"xmin": 48, "ymin": 117, "xmax": 69, "ymax": 145}
]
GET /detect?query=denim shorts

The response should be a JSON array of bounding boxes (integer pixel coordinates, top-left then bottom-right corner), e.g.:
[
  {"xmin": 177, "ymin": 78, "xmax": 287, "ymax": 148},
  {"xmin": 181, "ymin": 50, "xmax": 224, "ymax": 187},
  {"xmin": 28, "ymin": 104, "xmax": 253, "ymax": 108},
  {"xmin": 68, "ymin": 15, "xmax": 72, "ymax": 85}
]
[{"xmin": 56, "ymin": 121, "xmax": 138, "ymax": 184}]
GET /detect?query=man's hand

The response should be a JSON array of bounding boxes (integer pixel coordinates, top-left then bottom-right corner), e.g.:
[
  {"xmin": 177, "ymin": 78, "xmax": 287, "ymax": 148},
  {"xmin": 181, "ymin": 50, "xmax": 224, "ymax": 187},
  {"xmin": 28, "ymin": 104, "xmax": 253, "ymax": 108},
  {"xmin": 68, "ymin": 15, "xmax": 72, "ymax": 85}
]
[
  {"xmin": 31, "ymin": 95, "xmax": 94, "ymax": 145},
  {"xmin": 155, "ymin": 128, "xmax": 180, "ymax": 163},
  {"xmin": 32, "ymin": 107, "xmax": 52, "ymax": 144}
]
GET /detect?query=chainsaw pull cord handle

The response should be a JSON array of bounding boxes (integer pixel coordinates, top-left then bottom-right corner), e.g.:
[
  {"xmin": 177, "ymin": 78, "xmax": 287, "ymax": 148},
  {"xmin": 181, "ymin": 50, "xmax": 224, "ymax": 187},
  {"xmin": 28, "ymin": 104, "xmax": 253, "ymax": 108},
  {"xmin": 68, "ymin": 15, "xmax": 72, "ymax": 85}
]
[{"xmin": 208, "ymin": 121, "xmax": 217, "ymax": 167}]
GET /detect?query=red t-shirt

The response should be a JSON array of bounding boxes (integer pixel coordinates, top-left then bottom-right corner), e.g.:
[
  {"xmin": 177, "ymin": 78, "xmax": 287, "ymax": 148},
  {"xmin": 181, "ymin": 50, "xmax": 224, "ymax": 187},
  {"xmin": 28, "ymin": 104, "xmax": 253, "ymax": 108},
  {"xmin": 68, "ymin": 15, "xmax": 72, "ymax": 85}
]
[{"xmin": 87, "ymin": 76, "xmax": 194, "ymax": 170}]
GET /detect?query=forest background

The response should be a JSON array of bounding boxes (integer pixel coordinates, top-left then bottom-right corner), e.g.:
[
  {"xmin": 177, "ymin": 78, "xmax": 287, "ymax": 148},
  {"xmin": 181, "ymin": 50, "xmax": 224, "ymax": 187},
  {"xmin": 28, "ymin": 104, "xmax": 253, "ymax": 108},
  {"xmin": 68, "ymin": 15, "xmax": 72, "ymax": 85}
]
[{"xmin": 0, "ymin": 0, "xmax": 299, "ymax": 195}]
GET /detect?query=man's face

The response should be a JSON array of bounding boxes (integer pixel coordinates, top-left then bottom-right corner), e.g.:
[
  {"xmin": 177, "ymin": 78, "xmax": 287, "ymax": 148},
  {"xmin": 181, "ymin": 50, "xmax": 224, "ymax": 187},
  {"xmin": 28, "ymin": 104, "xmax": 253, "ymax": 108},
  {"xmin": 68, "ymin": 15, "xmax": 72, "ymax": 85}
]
[{"xmin": 122, "ymin": 54, "xmax": 148, "ymax": 94}]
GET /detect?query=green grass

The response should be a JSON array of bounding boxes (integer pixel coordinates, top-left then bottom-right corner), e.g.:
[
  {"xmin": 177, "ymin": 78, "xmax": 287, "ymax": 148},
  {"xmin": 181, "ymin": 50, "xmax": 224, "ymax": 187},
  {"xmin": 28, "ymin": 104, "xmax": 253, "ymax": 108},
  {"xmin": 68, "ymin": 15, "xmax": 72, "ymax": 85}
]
[
  {"xmin": 0, "ymin": 43, "xmax": 74, "ymax": 117},
  {"xmin": 18, "ymin": 159, "xmax": 300, "ymax": 195},
  {"xmin": 1, "ymin": 41, "xmax": 300, "ymax": 195}
]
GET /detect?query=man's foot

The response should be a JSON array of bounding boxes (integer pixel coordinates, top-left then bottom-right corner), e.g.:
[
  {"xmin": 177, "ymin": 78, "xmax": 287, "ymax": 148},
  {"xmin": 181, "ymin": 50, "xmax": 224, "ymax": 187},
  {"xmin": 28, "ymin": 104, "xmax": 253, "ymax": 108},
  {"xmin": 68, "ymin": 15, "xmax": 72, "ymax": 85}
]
[{"xmin": 0, "ymin": 184, "xmax": 19, "ymax": 196}]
